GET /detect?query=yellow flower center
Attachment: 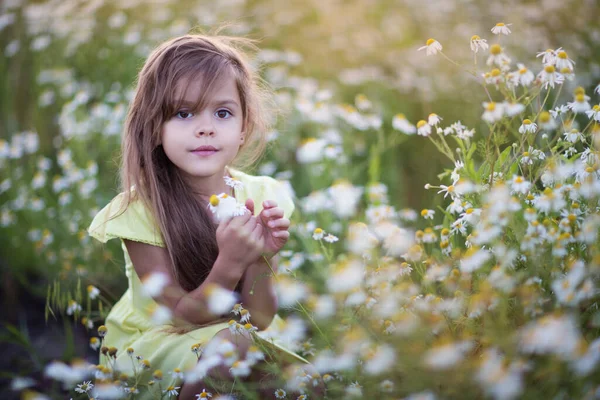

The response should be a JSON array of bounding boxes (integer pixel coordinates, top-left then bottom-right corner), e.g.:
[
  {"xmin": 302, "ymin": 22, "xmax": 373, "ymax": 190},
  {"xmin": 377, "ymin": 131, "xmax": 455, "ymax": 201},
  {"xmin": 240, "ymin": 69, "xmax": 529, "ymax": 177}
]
[
  {"xmin": 490, "ymin": 44, "xmax": 502, "ymax": 55},
  {"xmin": 539, "ymin": 111, "xmax": 551, "ymax": 123},
  {"xmin": 558, "ymin": 51, "xmax": 568, "ymax": 59},
  {"xmin": 496, "ymin": 23, "xmax": 505, "ymax": 26},
  {"xmin": 416, "ymin": 120, "xmax": 427, "ymax": 128},
  {"xmin": 395, "ymin": 113, "xmax": 406, "ymax": 119},
  {"xmin": 471, "ymin": 35, "xmax": 480, "ymax": 41},
  {"xmin": 420, "ymin": 209, "xmax": 429, "ymax": 216},
  {"xmin": 342, "ymin": 104, "xmax": 357, "ymax": 113},
  {"xmin": 575, "ymin": 93, "xmax": 585, "ymax": 102},
  {"xmin": 491, "ymin": 68, "xmax": 501, "ymax": 77},
  {"xmin": 593, "ymin": 105, "xmax": 599, "ymax": 111},
  {"xmin": 560, "ymin": 67, "xmax": 572, "ymax": 74},
  {"xmin": 466, "ymin": 208, "xmax": 474, "ymax": 214},
  {"xmin": 515, "ymin": 176, "xmax": 524, "ymax": 183},
  {"xmin": 574, "ymin": 86, "xmax": 585, "ymax": 95},
  {"xmin": 426, "ymin": 38, "xmax": 436, "ymax": 46},
  {"xmin": 522, "ymin": 119, "xmax": 531, "ymax": 125},
  {"xmin": 486, "ymin": 102, "xmax": 496, "ymax": 111},
  {"xmin": 519, "ymin": 67, "xmax": 528, "ymax": 74},
  {"xmin": 441, "ymin": 228, "xmax": 450, "ymax": 236},
  {"xmin": 314, "ymin": 228, "xmax": 323, "ymax": 234},
  {"xmin": 209, "ymin": 195, "xmax": 219, "ymax": 206},
  {"xmin": 544, "ymin": 65, "xmax": 555, "ymax": 73}
]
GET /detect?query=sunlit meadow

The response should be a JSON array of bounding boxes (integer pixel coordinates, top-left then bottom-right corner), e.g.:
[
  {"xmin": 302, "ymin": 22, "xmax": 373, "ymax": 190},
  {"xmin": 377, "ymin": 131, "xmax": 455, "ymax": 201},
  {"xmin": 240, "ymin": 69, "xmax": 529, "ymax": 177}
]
[{"xmin": 2, "ymin": 0, "xmax": 600, "ymax": 398}]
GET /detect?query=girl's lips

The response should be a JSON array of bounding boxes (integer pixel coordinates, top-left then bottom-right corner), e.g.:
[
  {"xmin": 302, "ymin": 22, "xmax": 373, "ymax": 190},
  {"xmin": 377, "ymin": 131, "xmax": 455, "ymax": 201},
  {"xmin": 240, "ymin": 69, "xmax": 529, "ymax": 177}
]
[{"xmin": 191, "ymin": 149, "xmax": 218, "ymax": 156}]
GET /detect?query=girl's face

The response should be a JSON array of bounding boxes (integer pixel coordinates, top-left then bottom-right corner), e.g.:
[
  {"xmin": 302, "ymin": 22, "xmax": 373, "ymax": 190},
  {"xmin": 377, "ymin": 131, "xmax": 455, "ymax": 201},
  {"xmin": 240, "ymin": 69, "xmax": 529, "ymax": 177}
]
[{"xmin": 161, "ymin": 73, "xmax": 245, "ymax": 186}]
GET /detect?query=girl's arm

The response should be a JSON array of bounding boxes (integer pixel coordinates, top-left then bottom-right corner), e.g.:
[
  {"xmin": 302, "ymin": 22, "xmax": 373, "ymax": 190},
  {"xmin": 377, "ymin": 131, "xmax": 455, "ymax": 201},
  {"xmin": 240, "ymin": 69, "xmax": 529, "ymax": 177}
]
[
  {"xmin": 124, "ymin": 211, "xmax": 264, "ymax": 327},
  {"xmin": 239, "ymin": 255, "xmax": 279, "ymax": 330}
]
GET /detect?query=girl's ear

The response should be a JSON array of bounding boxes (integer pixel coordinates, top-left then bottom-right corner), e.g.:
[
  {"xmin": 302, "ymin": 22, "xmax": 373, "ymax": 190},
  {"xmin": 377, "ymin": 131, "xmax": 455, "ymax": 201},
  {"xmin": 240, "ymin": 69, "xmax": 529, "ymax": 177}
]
[{"xmin": 240, "ymin": 132, "xmax": 245, "ymax": 144}]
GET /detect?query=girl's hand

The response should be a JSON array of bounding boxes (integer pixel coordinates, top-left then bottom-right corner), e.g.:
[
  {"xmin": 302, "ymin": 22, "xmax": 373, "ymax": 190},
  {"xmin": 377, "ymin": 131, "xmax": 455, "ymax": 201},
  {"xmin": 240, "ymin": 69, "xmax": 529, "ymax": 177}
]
[
  {"xmin": 216, "ymin": 209, "xmax": 265, "ymax": 268},
  {"xmin": 247, "ymin": 199, "xmax": 290, "ymax": 258}
]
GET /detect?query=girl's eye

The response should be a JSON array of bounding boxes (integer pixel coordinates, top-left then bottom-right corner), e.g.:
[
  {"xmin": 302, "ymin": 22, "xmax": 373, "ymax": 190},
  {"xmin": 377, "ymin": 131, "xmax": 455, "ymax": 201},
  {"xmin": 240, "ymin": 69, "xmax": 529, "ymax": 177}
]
[
  {"xmin": 175, "ymin": 111, "xmax": 193, "ymax": 119},
  {"xmin": 216, "ymin": 109, "xmax": 232, "ymax": 119}
]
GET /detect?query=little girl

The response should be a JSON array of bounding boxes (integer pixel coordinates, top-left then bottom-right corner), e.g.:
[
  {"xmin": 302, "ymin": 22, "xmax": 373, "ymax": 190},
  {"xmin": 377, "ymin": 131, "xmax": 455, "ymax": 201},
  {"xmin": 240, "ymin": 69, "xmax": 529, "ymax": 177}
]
[{"xmin": 88, "ymin": 33, "xmax": 311, "ymax": 399}]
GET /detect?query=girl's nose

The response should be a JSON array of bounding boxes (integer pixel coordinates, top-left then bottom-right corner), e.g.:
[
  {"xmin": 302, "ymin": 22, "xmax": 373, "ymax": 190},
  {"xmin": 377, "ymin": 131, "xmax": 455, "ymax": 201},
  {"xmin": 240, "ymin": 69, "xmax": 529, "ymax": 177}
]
[
  {"xmin": 195, "ymin": 128, "xmax": 214, "ymax": 137},
  {"xmin": 195, "ymin": 117, "xmax": 215, "ymax": 137}
]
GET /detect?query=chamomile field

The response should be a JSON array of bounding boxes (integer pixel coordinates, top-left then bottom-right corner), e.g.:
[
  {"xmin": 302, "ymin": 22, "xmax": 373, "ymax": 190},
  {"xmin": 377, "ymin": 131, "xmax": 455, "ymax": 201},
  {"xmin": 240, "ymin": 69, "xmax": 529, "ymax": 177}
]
[{"xmin": 2, "ymin": 0, "xmax": 600, "ymax": 399}]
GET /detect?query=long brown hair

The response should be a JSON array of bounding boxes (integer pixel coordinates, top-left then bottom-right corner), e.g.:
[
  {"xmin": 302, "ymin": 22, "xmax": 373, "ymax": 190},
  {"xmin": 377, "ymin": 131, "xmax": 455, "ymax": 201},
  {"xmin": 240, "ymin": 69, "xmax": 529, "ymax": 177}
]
[{"xmin": 120, "ymin": 32, "xmax": 271, "ymax": 291}]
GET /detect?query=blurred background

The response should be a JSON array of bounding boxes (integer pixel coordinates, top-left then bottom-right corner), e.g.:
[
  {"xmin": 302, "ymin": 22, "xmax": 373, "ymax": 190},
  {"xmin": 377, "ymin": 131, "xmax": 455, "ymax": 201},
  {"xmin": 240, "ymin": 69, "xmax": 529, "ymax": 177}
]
[{"xmin": 1, "ymin": 0, "xmax": 599, "ymax": 395}]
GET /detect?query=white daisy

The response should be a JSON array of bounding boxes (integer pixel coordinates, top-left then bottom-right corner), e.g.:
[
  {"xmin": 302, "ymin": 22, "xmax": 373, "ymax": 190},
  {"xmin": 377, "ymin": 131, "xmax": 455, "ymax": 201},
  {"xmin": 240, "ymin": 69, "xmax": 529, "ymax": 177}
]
[
  {"xmin": 550, "ymin": 104, "xmax": 569, "ymax": 118},
  {"xmin": 585, "ymin": 105, "xmax": 600, "ymax": 121},
  {"xmin": 482, "ymin": 102, "xmax": 504, "ymax": 123},
  {"xmin": 205, "ymin": 284, "xmax": 237, "ymax": 315},
  {"xmin": 510, "ymin": 175, "xmax": 531, "ymax": 194},
  {"xmin": 141, "ymin": 272, "xmax": 170, "ymax": 297},
  {"xmin": 470, "ymin": 35, "xmax": 489, "ymax": 53},
  {"xmin": 517, "ymin": 64, "xmax": 535, "ymax": 86},
  {"xmin": 555, "ymin": 50, "xmax": 575, "ymax": 71},
  {"xmin": 392, "ymin": 113, "xmax": 416, "ymax": 134},
  {"xmin": 491, "ymin": 22, "xmax": 512, "ymax": 35},
  {"xmin": 428, "ymin": 113, "xmax": 442, "ymax": 126},
  {"xmin": 66, "ymin": 300, "xmax": 81, "ymax": 316},
  {"xmin": 207, "ymin": 193, "xmax": 248, "ymax": 222},
  {"xmin": 538, "ymin": 111, "xmax": 558, "ymax": 131},
  {"xmin": 323, "ymin": 233, "xmax": 339, "ymax": 243},
  {"xmin": 518, "ymin": 119, "xmax": 537, "ymax": 134},
  {"xmin": 163, "ymin": 385, "xmax": 180, "ymax": 397},
  {"xmin": 195, "ymin": 389, "xmax": 213, "ymax": 399},
  {"xmin": 421, "ymin": 209, "xmax": 435, "ymax": 219},
  {"xmin": 503, "ymin": 102, "xmax": 525, "ymax": 117},
  {"xmin": 313, "ymin": 227, "xmax": 325, "ymax": 240},
  {"xmin": 564, "ymin": 129, "xmax": 584, "ymax": 143},
  {"xmin": 536, "ymin": 48, "xmax": 558, "ymax": 65},
  {"xmin": 75, "ymin": 381, "xmax": 94, "ymax": 393},
  {"xmin": 486, "ymin": 44, "xmax": 511, "ymax": 69},
  {"xmin": 416, "ymin": 120, "xmax": 432, "ymax": 136},
  {"xmin": 568, "ymin": 94, "xmax": 591, "ymax": 113},
  {"xmin": 87, "ymin": 285, "xmax": 100, "ymax": 300},
  {"xmin": 229, "ymin": 360, "xmax": 251, "ymax": 377},
  {"xmin": 537, "ymin": 65, "xmax": 564, "ymax": 90},
  {"xmin": 418, "ymin": 38, "xmax": 443, "ymax": 56},
  {"xmin": 224, "ymin": 176, "xmax": 243, "ymax": 190}
]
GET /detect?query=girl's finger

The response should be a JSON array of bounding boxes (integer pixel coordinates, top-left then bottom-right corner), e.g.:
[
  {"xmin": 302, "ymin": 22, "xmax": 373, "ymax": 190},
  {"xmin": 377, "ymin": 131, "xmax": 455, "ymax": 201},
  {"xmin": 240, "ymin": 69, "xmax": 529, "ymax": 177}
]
[
  {"xmin": 228, "ymin": 211, "xmax": 252, "ymax": 230},
  {"xmin": 243, "ymin": 215, "xmax": 258, "ymax": 233},
  {"xmin": 250, "ymin": 222, "xmax": 264, "ymax": 241},
  {"xmin": 245, "ymin": 198, "xmax": 255, "ymax": 215},
  {"xmin": 272, "ymin": 231, "xmax": 290, "ymax": 239},
  {"xmin": 263, "ymin": 200, "xmax": 278, "ymax": 209},
  {"xmin": 262, "ymin": 207, "xmax": 284, "ymax": 221},
  {"xmin": 268, "ymin": 218, "xmax": 290, "ymax": 229}
]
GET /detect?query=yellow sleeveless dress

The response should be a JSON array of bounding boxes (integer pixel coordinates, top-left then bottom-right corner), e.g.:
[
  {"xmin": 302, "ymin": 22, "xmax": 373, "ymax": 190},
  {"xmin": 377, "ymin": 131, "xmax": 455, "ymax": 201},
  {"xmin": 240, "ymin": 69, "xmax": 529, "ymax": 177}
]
[{"xmin": 87, "ymin": 168, "xmax": 306, "ymax": 395}]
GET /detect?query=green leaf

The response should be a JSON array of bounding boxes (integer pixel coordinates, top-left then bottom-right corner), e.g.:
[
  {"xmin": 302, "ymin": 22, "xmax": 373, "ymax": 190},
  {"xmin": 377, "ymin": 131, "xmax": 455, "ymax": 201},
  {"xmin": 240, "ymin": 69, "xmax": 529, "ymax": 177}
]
[{"xmin": 495, "ymin": 145, "xmax": 513, "ymax": 172}]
